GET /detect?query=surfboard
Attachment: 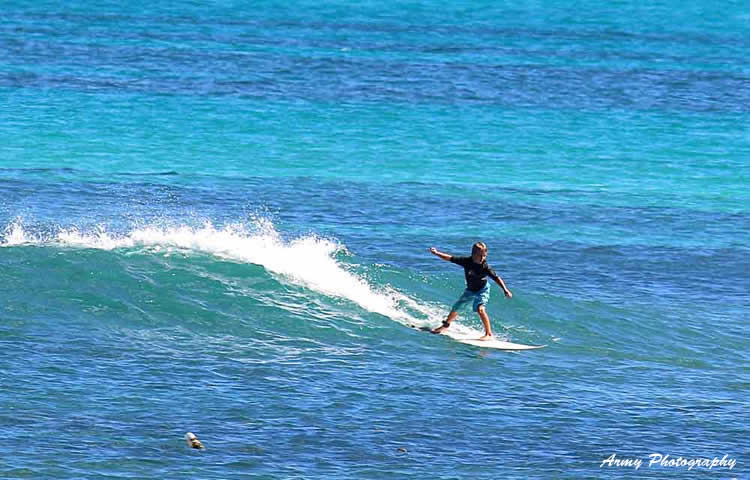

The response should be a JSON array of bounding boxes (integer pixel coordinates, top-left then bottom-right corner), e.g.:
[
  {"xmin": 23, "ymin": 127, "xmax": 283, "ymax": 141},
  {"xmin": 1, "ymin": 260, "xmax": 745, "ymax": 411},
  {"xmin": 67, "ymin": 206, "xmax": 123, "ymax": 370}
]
[
  {"xmin": 409, "ymin": 325, "xmax": 545, "ymax": 351},
  {"xmin": 454, "ymin": 337, "xmax": 545, "ymax": 350}
]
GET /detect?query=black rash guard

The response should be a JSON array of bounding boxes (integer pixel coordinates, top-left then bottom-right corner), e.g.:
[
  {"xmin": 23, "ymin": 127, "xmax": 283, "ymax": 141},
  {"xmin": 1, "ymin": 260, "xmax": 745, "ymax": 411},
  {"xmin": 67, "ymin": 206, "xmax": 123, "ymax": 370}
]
[{"xmin": 450, "ymin": 256, "xmax": 501, "ymax": 292}]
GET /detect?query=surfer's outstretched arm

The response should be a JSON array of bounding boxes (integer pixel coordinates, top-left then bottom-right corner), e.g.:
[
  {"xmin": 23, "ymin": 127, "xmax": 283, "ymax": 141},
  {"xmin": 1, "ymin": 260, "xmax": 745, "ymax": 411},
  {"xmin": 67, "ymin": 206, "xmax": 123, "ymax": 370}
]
[
  {"xmin": 493, "ymin": 276, "xmax": 513, "ymax": 298},
  {"xmin": 429, "ymin": 247, "xmax": 452, "ymax": 262}
]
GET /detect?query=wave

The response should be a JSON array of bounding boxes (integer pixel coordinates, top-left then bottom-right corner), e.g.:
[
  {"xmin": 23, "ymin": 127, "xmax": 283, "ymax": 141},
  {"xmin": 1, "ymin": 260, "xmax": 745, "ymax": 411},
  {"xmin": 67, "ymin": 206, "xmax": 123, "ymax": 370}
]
[
  {"xmin": 7, "ymin": 217, "xmax": 723, "ymax": 356},
  {"xmin": 12, "ymin": 215, "xmax": 716, "ymax": 355},
  {"xmin": 1, "ymin": 217, "xmax": 462, "ymax": 334}
]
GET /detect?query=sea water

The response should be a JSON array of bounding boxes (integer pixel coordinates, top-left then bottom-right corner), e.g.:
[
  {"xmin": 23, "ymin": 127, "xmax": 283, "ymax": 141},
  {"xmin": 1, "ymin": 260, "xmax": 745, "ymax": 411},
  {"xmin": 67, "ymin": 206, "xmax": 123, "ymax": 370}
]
[{"xmin": 1, "ymin": 1, "xmax": 747, "ymax": 478}]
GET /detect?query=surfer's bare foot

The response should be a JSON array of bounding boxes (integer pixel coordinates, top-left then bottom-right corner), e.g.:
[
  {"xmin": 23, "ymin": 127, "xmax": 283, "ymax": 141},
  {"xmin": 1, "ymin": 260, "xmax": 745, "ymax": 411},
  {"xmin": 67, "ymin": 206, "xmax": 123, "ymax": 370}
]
[
  {"xmin": 478, "ymin": 334, "xmax": 494, "ymax": 341},
  {"xmin": 431, "ymin": 326, "xmax": 447, "ymax": 334}
]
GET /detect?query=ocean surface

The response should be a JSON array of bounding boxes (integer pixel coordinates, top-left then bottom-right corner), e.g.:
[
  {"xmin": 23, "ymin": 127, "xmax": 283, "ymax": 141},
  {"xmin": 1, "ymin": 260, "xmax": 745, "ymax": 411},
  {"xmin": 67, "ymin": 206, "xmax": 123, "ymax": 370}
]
[{"xmin": 1, "ymin": 1, "xmax": 748, "ymax": 478}]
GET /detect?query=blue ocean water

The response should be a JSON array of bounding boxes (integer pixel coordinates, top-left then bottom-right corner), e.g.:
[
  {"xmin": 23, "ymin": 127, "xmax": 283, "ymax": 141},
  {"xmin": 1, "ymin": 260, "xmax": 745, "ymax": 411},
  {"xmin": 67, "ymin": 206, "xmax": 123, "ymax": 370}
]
[{"xmin": 1, "ymin": 1, "xmax": 748, "ymax": 478}]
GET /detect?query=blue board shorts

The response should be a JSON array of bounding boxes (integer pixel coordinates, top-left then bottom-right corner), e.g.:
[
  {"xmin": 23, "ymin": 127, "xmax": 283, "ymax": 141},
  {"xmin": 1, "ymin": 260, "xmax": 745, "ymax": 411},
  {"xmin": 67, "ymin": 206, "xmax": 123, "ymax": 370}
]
[{"xmin": 451, "ymin": 284, "xmax": 490, "ymax": 313}]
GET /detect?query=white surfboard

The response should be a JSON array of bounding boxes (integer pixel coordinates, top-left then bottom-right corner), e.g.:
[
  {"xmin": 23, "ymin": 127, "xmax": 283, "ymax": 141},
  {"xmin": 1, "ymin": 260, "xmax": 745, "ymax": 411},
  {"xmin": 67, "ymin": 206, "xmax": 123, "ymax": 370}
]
[
  {"xmin": 454, "ymin": 337, "xmax": 545, "ymax": 350},
  {"xmin": 409, "ymin": 325, "xmax": 545, "ymax": 350}
]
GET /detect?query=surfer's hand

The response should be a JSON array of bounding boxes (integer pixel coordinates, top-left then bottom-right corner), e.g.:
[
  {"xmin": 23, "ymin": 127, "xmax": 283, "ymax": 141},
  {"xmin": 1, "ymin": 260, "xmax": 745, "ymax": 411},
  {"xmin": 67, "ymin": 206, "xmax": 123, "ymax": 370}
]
[
  {"xmin": 429, "ymin": 247, "xmax": 437, "ymax": 255},
  {"xmin": 504, "ymin": 290, "xmax": 513, "ymax": 298}
]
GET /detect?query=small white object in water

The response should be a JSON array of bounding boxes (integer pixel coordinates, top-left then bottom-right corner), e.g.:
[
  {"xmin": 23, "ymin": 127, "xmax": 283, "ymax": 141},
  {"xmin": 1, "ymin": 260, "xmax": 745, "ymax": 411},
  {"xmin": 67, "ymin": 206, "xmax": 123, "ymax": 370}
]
[{"xmin": 185, "ymin": 432, "xmax": 205, "ymax": 450}]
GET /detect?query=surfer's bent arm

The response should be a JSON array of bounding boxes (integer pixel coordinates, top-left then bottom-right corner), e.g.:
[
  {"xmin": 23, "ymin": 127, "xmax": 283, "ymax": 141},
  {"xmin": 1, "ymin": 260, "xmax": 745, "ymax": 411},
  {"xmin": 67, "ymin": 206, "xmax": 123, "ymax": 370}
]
[
  {"xmin": 492, "ymin": 274, "xmax": 513, "ymax": 298},
  {"xmin": 429, "ymin": 247, "xmax": 452, "ymax": 262}
]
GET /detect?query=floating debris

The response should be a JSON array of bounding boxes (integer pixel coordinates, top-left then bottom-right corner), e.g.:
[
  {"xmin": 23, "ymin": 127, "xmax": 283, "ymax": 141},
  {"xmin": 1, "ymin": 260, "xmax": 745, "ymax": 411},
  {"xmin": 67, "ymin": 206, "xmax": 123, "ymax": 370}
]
[{"xmin": 185, "ymin": 432, "xmax": 205, "ymax": 450}]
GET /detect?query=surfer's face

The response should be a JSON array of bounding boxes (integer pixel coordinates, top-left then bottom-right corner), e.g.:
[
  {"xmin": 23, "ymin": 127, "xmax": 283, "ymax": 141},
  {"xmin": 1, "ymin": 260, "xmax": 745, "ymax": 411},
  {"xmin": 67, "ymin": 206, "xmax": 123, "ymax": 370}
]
[{"xmin": 472, "ymin": 250, "xmax": 487, "ymax": 263}]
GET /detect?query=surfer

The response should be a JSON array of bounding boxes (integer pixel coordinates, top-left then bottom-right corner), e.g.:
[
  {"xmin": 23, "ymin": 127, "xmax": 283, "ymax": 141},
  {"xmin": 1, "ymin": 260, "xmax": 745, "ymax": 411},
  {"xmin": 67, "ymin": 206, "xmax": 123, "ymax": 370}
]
[{"xmin": 429, "ymin": 242, "xmax": 512, "ymax": 340}]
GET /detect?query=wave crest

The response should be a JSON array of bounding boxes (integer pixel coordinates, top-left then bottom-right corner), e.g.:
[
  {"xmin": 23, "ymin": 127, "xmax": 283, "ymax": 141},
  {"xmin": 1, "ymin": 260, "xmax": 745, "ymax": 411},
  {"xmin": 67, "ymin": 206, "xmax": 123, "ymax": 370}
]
[{"xmin": 1, "ymin": 218, "xmax": 445, "ymax": 328}]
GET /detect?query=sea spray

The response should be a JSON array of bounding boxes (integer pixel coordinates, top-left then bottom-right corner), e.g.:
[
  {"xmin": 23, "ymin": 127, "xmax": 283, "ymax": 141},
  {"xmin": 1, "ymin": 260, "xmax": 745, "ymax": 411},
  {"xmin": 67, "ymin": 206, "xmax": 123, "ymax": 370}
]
[{"xmin": 1, "ymin": 218, "xmax": 39, "ymax": 246}]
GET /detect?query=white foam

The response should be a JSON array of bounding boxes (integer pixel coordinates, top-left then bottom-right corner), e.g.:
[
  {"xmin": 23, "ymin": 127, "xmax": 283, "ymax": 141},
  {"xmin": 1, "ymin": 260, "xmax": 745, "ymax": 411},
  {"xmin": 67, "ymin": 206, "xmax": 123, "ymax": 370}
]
[{"xmin": 1, "ymin": 218, "xmax": 39, "ymax": 246}]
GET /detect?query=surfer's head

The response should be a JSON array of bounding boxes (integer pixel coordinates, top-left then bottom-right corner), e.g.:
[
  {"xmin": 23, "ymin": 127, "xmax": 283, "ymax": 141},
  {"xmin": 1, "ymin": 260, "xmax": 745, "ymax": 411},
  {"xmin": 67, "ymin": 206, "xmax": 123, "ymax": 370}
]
[{"xmin": 471, "ymin": 242, "xmax": 488, "ymax": 263}]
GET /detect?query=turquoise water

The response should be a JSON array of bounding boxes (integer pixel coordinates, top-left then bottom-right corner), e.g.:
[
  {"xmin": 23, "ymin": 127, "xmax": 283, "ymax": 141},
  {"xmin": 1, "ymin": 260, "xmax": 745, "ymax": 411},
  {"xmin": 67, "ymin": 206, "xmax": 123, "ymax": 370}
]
[{"xmin": 1, "ymin": 2, "xmax": 748, "ymax": 478}]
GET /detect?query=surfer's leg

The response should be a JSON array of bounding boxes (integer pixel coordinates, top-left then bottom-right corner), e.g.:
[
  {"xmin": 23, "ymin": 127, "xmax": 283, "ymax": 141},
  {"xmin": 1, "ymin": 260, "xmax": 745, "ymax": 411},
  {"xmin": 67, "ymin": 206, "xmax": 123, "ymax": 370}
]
[
  {"xmin": 477, "ymin": 305, "xmax": 494, "ymax": 340},
  {"xmin": 434, "ymin": 290, "xmax": 472, "ymax": 333},
  {"xmin": 432, "ymin": 310, "xmax": 457, "ymax": 334},
  {"xmin": 473, "ymin": 285, "xmax": 493, "ymax": 340}
]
